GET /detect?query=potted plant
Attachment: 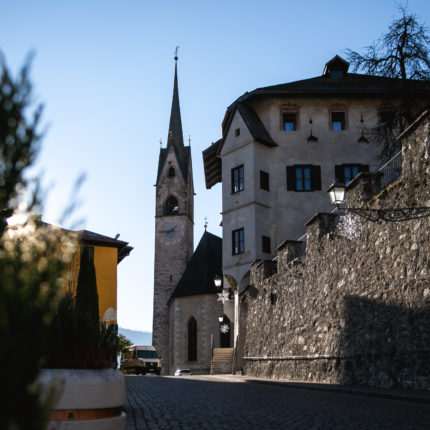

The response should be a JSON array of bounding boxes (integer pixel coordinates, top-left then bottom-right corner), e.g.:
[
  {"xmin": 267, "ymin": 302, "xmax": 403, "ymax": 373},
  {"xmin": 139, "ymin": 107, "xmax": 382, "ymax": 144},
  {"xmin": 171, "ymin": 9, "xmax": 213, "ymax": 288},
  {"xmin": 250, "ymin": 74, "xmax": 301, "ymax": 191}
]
[{"xmin": 39, "ymin": 246, "xmax": 126, "ymax": 429}]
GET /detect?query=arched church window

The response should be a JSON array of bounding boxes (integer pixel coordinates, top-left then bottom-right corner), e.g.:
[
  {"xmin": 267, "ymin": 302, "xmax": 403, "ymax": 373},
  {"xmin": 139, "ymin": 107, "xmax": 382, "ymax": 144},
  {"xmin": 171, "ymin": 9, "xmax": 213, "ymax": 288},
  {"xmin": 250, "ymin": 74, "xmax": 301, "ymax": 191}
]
[
  {"xmin": 164, "ymin": 196, "xmax": 179, "ymax": 215},
  {"xmin": 167, "ymin": 167, "xmax": 176, "ymax": 178},
  {"xmin": 188, "ymin": 317, "xmax": 197, "ymax": 361}
]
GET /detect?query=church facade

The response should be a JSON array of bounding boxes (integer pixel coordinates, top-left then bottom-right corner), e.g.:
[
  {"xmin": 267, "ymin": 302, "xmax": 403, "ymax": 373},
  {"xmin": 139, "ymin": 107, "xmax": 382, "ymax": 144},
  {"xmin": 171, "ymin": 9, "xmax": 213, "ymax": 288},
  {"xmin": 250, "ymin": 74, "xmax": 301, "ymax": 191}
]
[{"xmin": 152, "ymin": 57, "xmax": 226, "ymax": 375}]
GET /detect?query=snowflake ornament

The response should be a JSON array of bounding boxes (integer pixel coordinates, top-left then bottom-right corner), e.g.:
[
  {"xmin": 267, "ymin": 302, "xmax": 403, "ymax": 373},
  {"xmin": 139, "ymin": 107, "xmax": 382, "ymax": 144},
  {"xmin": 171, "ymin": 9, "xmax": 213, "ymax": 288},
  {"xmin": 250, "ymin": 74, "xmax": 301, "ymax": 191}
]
[
  {"xmin": 217, "ymin": 289, "xmax": 230, "ymax": 304},
  {"xmin": 338, "ymin": 213, "xmax": 362, "ymax": 240},
  {"xmin": 220, "ymin": 324, "xmax": 230, "ymax": 333}
]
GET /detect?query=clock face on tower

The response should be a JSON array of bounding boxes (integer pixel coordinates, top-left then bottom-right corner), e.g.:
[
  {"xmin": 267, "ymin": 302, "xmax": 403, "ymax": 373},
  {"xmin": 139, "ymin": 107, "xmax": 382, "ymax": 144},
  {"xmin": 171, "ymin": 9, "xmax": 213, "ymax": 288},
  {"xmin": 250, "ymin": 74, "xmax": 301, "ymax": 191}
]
[{"xmin": 158, "ymin": 219, "xmax": 185, "ymax": 246}]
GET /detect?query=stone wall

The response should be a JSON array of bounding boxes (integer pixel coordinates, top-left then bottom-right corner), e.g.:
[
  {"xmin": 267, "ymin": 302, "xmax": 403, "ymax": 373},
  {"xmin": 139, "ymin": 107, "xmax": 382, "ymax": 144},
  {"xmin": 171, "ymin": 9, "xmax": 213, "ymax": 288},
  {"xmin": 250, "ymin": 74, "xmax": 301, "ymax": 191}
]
[
  {"xmin": 169, "ymin": 294, "xmax": 225, "ymax": 375},
  {"xmin": 242, "ymin": 111, "xmax": 430, "ymax": 390}
]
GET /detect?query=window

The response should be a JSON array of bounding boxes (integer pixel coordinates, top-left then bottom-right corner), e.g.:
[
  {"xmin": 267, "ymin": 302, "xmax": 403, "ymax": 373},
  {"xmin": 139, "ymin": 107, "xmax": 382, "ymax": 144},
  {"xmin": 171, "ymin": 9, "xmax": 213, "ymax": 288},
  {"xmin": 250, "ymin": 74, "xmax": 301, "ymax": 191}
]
[
  {"xmin": 235, "ymin": 128, "xmax": 240, "ymax": 137},
  {"xmin": 380, "ymin": 111, "xmax": 395, "ymax": 130},
  {"xmin": 232, "ymin": 228, "xmax": 244, "ymax": 255},
  {"xmin": 335, "ymin": 164, "xmax": 369, "ymax": 185},
  {"xmin": 164, "ymin": 196, "xmax": 179, "ymax": 215},
  {"xmin": 260, "ymin": 170, "xmax": 269, "ymax": 191},
  {"xmin": 282, "ymin": 112, "xmax": 297, "ymax": 131},
  {"xmin": 188, "ymin": 317, "xmax": 197, "ymax": 361},
  {"xmin": 167, "ymin": 167, "xmax": 175, "ymax": 177},
  {"xmin": 331, "ymin": 112, "xmax": 345, "ymax": 131},
  {"xmin": 262, "ymin": 236, "xmax": 271, "ymax": 254},
  {"xmin": 231, "ymin": 165, "xmax": 244, "ymax": 193},
  {"xmin": 286, "ymin": 165, "xmax": 321, "ymax": 192}
]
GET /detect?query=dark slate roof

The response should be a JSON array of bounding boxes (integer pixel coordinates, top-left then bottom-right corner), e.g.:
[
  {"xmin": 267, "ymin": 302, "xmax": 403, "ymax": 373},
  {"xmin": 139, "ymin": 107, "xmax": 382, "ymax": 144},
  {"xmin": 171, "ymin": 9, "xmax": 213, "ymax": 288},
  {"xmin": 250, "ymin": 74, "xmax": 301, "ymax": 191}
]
[
  {"xmin": 80, "ymin": 230, "xmax": 133, "ymax": 263},
  {"xmin": 202, "ymin": 139, "xmax": 222, "ymax": 189},
  {"xmin": 156, "ymin": 60, "xmax": 191, "ymax": 185},
  {"xmin": 41, "ymin": 222, "xmax": 133, "ymax": 264},
  {"xmin": 234, "ymin": 73, "xmax": 430, "ymax": 103},
  {"xmin": 168, "ymin": 231, "xmax": 222, "ymax": 303},
  {"xmin": 236, "ymin": 103, "xmax": 278, "ymax": 147}
]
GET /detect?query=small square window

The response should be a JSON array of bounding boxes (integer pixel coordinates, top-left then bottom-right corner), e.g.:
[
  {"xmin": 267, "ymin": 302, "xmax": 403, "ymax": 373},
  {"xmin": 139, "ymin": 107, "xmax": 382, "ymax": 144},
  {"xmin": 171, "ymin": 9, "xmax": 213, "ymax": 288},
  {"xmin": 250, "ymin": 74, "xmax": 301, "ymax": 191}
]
[
  {"xmin": 262, "ymin": 236, "xmax": 271, "ymax": 254},
  {"xmin": 232, "ymin": 228, "xmax": 244, "ymax": 255},
  {"xmin": 283, "ymin": 112, "xmax": 297, "ymax": 131},
  {"xmin": 260, "ymin": 170, "xmax": 269, "ymax": 191},
  {"xmin": 231, "ymin": 165, "xmax": 244, "ymax": 193},
  {"xmin": 331, "ymin": 112, "xmax": 345, "ymax": 131},
  {"xmin": 235, "ymin": 128, "xmax": 240, "ymax": 137}
]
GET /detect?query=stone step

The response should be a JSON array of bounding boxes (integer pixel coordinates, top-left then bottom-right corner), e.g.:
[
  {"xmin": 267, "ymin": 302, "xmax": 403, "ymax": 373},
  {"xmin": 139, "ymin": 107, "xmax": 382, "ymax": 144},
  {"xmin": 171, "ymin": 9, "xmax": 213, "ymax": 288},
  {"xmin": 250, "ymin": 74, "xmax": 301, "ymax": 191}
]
[{"xmin": 211, "ymin": 348, "xmax": 234, "ymax": 375}]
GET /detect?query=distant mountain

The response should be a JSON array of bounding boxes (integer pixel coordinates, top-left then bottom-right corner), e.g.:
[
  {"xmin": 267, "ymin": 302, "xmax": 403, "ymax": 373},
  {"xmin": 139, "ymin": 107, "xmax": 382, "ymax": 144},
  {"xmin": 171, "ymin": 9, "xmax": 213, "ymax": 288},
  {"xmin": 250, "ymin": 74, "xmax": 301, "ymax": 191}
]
[{"xmin": 119, "ymin": 327, "xmax": 152, "ymax": 346}]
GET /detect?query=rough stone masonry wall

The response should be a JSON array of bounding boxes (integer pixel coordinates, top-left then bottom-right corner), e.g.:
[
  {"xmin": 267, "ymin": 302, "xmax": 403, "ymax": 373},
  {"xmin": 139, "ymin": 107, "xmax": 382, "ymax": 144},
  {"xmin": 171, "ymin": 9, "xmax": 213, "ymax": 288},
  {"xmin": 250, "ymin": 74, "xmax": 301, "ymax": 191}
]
[{"xmin": 243, "ymin": 112, "xmax": 430, "ymax": 389}]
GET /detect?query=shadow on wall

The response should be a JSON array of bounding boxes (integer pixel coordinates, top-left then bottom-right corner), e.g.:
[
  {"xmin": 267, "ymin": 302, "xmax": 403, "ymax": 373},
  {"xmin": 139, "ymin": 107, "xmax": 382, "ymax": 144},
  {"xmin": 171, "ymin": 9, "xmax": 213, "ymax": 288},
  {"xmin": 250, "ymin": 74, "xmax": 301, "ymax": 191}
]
[{"xmin": 340, "ymin": 294, "xmax": 430, "ymax": 389}]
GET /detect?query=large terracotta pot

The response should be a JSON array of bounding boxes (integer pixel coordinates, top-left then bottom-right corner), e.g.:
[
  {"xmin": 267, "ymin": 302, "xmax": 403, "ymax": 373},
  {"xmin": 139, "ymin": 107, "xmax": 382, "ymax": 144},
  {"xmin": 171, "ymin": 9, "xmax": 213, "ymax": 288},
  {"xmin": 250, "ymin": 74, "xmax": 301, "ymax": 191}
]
[{"xmin": 39, "ymin": 368, "xmax": 126, "ymax": 430}]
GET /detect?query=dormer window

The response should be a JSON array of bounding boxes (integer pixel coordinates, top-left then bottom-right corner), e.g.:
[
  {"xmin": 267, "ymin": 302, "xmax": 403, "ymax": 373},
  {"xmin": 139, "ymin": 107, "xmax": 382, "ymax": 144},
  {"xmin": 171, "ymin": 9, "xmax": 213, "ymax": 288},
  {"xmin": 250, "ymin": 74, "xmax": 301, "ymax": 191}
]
[
  {"xmin": 330, "ymin": 70, "xmax": 344, "ymax": 78},
  {"xmin": 323, "ymin": 55, "xmax": 349, "ymax": 78},
  {"xmin": 167, "ymin": 167, "xmax": 176, "ymax": 177}
]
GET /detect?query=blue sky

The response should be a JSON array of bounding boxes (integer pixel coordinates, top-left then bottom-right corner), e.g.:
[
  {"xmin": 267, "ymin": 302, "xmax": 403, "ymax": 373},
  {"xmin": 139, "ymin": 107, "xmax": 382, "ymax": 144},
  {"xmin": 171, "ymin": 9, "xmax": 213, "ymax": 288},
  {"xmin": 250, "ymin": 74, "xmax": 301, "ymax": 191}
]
[{"xmin": 1, "ymin": 1, "xmax": 429, "ymax": 331}]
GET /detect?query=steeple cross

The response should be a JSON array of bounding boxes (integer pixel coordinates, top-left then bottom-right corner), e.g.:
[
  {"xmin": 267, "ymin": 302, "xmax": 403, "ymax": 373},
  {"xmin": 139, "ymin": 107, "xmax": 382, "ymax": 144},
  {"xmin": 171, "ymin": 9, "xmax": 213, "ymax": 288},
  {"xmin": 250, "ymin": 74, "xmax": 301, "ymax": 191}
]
[
  {"xmin": 204, "ymin": 217, "xmax": 208, "ymax": 231},
  {"xmin": 174, "ymin": 46, "xmax": 179, "ymax": 61}
]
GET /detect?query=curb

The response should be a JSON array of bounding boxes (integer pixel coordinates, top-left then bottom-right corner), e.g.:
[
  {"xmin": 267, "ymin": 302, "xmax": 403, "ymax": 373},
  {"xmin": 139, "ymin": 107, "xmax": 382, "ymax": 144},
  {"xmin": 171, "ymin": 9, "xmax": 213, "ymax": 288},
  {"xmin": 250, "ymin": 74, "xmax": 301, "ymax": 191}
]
[{"xmin": 245, "ymin": 379, "xmax": 430, "ymax": 405}]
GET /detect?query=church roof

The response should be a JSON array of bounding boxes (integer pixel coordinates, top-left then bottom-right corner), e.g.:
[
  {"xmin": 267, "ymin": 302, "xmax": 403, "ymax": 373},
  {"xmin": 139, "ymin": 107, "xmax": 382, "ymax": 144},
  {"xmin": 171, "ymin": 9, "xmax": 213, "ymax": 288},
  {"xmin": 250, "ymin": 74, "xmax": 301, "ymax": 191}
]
[
  {"xmin": 168, "ymin": 231, "xmax": 222, "ymax": 303},
  {"xmin": 156, "ymin": 59, "xmax": 191, "ymax": 185}
]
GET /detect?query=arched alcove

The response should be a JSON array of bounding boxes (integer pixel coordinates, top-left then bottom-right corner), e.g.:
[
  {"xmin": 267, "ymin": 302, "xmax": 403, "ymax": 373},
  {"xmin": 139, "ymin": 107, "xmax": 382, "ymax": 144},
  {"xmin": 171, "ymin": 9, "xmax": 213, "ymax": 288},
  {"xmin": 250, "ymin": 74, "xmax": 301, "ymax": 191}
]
[{"xmin": 164, "ymin": 196, "xmax": 179, "ymax": 215}]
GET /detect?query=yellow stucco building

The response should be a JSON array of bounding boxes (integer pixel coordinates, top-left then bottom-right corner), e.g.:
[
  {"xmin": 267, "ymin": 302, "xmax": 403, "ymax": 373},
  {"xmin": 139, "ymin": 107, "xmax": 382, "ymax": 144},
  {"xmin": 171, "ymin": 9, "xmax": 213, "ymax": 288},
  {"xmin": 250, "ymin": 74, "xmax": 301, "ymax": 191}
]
[{"xmin": 67, "ymin": 229, "xmax": 132, "ymax": 327}]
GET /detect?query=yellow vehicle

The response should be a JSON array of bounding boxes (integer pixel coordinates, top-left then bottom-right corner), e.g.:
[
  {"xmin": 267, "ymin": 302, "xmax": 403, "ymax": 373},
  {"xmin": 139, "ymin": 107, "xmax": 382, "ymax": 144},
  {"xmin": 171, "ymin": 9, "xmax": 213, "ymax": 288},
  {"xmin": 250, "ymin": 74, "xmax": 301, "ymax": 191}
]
[{"xmin": 120, "ymin": 345, "xmax": 162, "ymax": 375}]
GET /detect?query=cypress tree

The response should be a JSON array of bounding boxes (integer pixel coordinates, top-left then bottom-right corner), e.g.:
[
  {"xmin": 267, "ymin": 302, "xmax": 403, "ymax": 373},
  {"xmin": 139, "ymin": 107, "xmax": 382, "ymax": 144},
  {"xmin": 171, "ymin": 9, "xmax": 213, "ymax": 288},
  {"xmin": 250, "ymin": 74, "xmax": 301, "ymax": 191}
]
[{"xmin": 75, "ymin": 246, "xmax": 100, "ymax": 326}]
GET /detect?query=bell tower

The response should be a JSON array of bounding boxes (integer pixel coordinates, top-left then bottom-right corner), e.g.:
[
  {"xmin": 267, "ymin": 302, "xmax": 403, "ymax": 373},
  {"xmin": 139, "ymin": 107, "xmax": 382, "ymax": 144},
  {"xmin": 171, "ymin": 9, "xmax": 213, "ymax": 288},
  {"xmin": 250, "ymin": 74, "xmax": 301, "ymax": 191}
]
[{"xmin": 152, "ymin": 54, "xmax": 194, "ymax": 374}]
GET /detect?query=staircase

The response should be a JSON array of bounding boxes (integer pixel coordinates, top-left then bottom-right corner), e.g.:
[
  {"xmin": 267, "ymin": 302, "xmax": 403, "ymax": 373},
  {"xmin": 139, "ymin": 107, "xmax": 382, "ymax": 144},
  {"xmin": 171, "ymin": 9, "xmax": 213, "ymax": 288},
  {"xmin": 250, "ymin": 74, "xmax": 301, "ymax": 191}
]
[{"xmin": 210, "ymin": 348, "xmax": 234, "ymax": 375}]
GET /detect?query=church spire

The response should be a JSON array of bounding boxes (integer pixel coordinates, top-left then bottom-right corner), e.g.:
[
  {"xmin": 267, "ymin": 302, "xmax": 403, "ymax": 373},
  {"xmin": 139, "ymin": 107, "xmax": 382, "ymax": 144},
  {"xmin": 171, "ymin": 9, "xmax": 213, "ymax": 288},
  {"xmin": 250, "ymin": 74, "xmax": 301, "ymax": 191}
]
[{"xmin": 167, "ymin": 50, "xmax": 184, "ymax": 150}]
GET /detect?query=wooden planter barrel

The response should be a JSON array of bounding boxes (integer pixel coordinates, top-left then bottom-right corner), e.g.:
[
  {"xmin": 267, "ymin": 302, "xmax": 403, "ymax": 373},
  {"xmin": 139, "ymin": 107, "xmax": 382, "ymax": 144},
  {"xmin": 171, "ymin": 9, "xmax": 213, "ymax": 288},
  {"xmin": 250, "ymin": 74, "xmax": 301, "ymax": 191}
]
[{"xmin": 39, "ymin": 369, "xmax": 126, "ymax": 429}]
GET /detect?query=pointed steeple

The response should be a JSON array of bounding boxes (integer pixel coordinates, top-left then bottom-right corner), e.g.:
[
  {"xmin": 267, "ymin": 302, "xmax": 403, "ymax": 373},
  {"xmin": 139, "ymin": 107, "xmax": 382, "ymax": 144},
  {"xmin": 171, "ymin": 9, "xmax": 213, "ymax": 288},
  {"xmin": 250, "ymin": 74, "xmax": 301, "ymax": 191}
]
[
  {"xmin": 167, "ymin": 55, "xmax": 184, "ymax": 150},
  {"xmin": 156, "ymin": 52, "xmax": 192, "ymax": 185}
]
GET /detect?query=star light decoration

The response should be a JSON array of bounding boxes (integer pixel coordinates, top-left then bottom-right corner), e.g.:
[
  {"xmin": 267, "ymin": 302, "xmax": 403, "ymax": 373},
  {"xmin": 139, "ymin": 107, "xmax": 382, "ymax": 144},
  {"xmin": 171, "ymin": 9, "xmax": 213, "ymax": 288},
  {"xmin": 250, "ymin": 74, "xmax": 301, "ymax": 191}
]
[
  {"xmin": 220, "ymin": 324, "xmax": 230, "ymax": 334},
  {"xmin": 217, "ymin": 289, "xmax": 230, "ymax": 304},
  {"xmin": 338, "ymin": 213, "xmax": 362, "ymax": 240}
]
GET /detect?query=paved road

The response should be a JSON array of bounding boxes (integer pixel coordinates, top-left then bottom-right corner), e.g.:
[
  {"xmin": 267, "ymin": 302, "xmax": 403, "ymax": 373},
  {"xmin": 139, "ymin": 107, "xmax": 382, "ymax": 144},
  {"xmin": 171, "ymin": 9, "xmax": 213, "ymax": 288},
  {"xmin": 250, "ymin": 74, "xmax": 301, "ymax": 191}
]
[{"xmin": 125, "ymin": 375, "xmax": 430, "ymax": 430}]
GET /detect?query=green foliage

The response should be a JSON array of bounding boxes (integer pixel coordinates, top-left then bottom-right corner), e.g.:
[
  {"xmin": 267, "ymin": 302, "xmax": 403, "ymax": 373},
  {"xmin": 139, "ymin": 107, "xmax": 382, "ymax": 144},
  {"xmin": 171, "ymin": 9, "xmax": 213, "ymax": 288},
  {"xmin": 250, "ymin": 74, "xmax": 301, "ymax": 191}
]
[
  {"xmin": 118, "ymin": 333, "xmax": 133, "ymax": 357},
  {"xmin": 75, "ymin": 246, "xmax": 99, "ymax": 326},
  {"xmin": 47, "ymin": 292, "xmax": 118, "ymax": 369},
  {"xmin": 0, "ymin": 55, "xmax": 77, "ymax": 430}
]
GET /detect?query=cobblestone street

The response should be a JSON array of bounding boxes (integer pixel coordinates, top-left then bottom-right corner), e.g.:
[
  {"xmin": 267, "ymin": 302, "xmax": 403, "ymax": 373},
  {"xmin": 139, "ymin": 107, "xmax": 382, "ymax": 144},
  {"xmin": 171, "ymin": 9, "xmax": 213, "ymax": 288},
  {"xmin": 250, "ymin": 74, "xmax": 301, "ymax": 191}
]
[{"xmin": 125, "ymin": 375, "xmax": 430, "ymax": 430}]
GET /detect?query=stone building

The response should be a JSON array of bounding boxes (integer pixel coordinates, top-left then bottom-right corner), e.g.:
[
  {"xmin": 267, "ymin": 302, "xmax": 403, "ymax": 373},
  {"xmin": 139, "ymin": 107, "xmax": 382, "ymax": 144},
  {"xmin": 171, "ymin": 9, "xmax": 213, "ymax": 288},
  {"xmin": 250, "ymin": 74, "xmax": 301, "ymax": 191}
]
[
  {"xmin": 153, "ymin": 57, "xmax": 225, "ymax": 375},
  {"xmin": 203, "ymin": 55, "xmax": 430, "ymax": 366},
  {"xmin": 242, "ymin": 111, "xmax": 430, "ymax": 389}
]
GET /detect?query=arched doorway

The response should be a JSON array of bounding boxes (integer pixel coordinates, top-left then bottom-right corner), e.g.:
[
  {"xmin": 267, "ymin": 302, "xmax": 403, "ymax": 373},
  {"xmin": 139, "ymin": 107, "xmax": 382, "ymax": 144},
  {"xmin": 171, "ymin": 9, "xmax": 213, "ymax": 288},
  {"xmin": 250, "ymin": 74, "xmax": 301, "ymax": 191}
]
[
  {"xmin": 188, "ymin": 317, "xmax": 197, "ymax": 361},
  {"xmin": 220, "ymin": 315, "xmax": 231, "ymax": 348}
]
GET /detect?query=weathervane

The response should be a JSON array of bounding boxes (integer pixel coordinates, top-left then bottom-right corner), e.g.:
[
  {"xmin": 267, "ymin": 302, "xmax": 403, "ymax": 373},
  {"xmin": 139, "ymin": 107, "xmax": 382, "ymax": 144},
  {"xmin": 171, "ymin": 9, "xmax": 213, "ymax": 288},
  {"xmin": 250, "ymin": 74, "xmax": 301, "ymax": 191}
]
[
  {"xmin": 188, "ymin": 134, "xmax": 191, "ymax": 146},
  {"xmin": 174, "ymin": 46, "xmax": 179, "ymax": 61}
]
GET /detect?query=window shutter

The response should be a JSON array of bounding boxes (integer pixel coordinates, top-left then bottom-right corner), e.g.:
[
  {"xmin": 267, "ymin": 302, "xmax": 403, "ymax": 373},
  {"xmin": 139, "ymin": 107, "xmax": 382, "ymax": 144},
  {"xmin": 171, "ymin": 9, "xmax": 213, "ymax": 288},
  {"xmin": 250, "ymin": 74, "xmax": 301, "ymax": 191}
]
[
  {"xmin": 286, "ymin": 166, "xmax": 296, "ymax": 190},
  {"xmin": 334, "ymin": 165, "xmax": 344, "ymax": 183},
  {"xmin": 360, "ymin": 164, "xmax": 369, "ymax": 172},
  {"xmin": 311, "ymin": 165, "xmax": 321, "ymax": 190}
]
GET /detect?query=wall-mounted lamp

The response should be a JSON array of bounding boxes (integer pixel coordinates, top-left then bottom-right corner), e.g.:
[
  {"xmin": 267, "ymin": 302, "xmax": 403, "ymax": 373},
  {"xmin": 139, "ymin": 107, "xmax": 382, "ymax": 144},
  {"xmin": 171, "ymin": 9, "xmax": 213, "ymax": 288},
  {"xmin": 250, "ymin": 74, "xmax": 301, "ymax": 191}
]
[
  {"xmin": 218, "ymin": 316, "xmax": 224, "ymax": 323},
  {"xmin": 214, "ymin": 274, "xmax": 222, "ymax": 288},
  {"xmin": 327, "ymin": 181, "xmax": 430, "ymax": 222}
]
